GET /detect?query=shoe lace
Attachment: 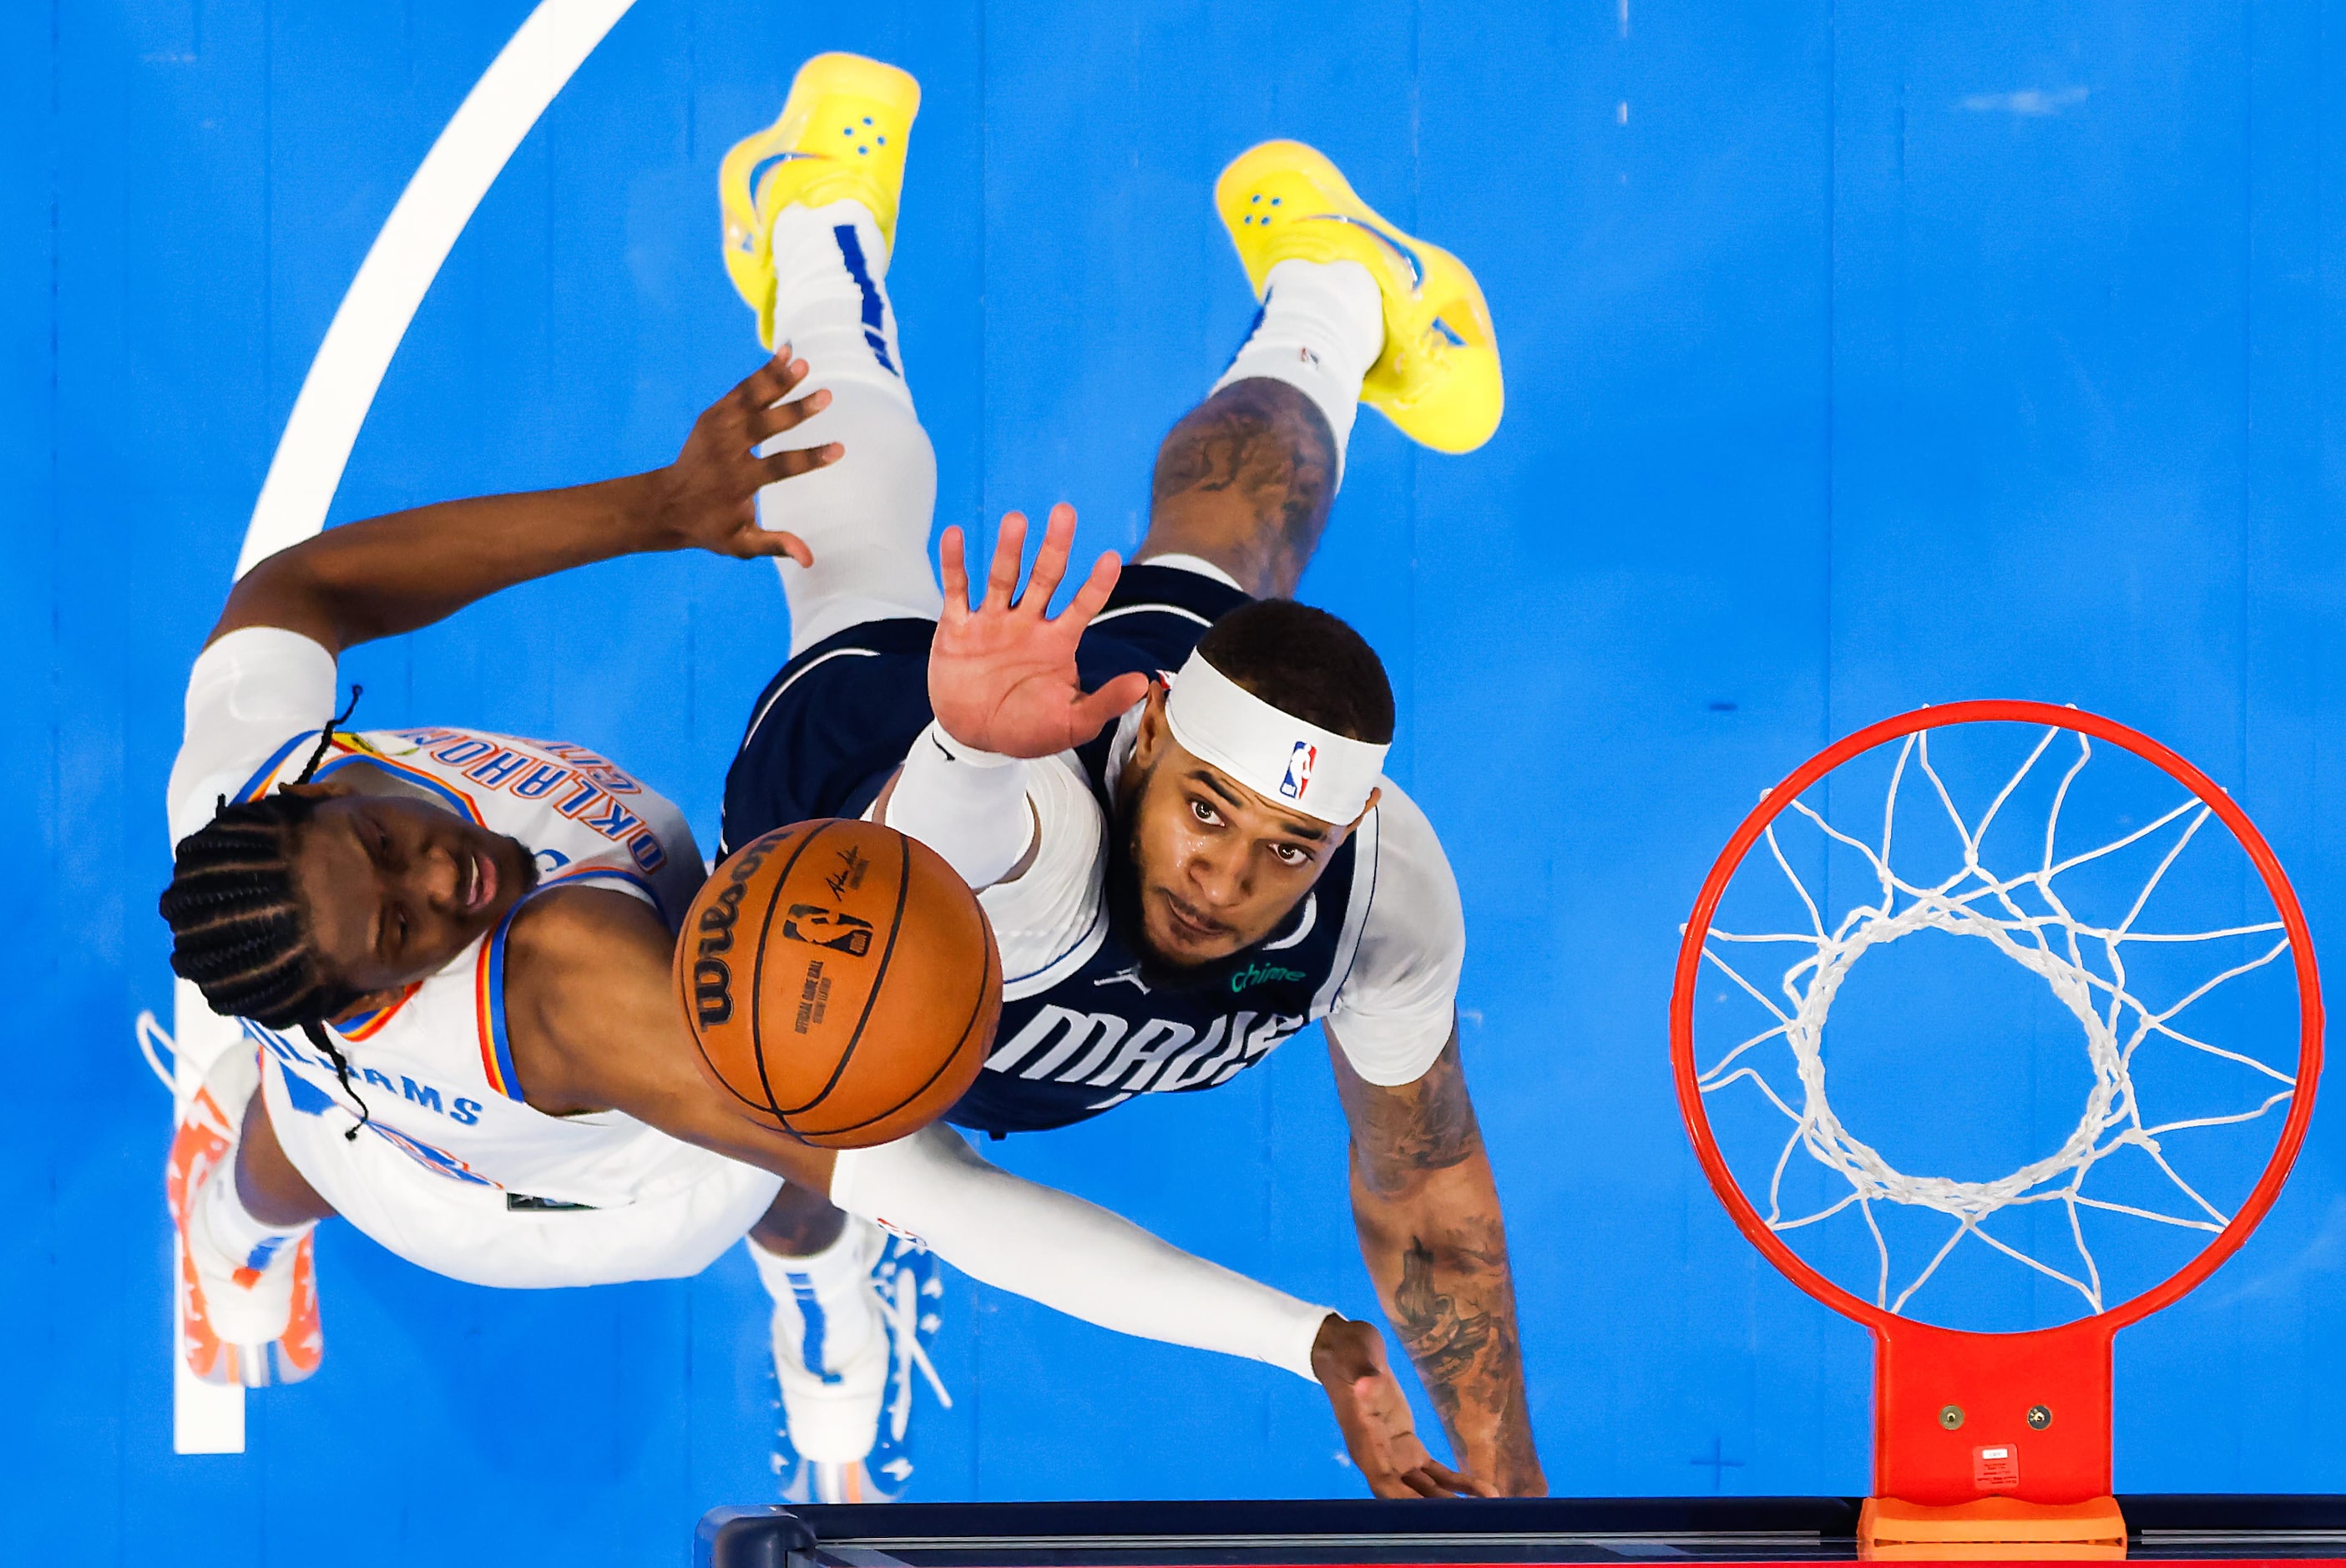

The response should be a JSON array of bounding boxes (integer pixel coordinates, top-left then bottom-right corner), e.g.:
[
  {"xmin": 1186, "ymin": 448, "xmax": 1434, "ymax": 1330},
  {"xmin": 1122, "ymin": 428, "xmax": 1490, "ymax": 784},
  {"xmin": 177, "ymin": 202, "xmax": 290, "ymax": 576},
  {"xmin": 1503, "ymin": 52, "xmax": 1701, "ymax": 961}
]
[
  {"xmin": 135, "ymin": 1009, "xmax": 180, "ymax": 1095},
  {"xmin": 142, "ymin": 1010, "xmax": 245, "ymax": 1144},
  {"xmin": 873, "ymin": 1245, "xmax": 951, "ymax": 1442}
]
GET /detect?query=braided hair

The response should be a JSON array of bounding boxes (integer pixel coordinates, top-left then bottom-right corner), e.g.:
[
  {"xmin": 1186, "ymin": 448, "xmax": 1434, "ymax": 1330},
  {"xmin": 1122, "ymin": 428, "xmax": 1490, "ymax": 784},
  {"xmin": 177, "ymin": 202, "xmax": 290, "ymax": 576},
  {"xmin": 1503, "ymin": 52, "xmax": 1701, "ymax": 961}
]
[{"xmin": 159, "ymin": 687, "xmax": 377, "ymax": 1138}]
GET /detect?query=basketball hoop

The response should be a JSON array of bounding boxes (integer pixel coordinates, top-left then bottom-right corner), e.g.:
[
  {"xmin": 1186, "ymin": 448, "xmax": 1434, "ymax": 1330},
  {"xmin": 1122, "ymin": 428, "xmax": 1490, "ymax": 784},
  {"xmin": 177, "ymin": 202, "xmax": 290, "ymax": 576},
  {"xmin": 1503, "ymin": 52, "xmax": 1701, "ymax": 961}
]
[{"xmin": 1671, "ymin": 701, "xmax": 2323, "ymax": 1558}]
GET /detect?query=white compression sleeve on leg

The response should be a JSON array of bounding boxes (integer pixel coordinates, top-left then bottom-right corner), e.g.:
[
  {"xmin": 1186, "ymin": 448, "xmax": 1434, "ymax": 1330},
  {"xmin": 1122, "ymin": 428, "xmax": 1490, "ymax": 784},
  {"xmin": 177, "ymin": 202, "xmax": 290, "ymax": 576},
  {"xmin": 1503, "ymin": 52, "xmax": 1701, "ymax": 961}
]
[
  {"xmin": 760, "ymin": 200, "xmax": 944, "ymax": 655},
  {"xmin": 746, "ymin": 1216, "xmax": 882, "ymax": 1370},
  {"xmin": 830, "ymin": 1125, "xmax": 1333, "ymax": 1382},
  {"xmin": 1211, "ymin": 257, "xmax": 1385, "ymax": 483},
  {"xmin": 881, "ymin": 722, "xmax": 1034, "ymax": 889}
]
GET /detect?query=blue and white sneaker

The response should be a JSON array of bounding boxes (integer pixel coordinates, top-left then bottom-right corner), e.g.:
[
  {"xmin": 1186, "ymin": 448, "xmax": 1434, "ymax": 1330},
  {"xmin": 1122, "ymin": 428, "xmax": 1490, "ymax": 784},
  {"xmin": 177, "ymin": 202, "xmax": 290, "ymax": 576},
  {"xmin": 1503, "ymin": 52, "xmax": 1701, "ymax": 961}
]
[
  {"xmin": 772, "ymin": 1430, "xmax": 891, "ymax": 1505},
  {"xmin": 867, "ymin": 1232, "xmax": 949, "ymax": 1494},
  {"xmin": 766, "ymin": 1221, "xmax": 950, "ymax": 1502}
]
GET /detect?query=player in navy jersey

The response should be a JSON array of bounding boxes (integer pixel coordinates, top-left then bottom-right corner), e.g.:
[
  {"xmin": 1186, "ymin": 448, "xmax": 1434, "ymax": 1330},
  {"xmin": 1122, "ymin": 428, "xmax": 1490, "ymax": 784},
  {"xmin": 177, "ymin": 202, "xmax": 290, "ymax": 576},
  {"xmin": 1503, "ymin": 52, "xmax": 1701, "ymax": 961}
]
[{"xmin": 716, "ymin": 55, "xmax": 1541, "ymax": 1495}]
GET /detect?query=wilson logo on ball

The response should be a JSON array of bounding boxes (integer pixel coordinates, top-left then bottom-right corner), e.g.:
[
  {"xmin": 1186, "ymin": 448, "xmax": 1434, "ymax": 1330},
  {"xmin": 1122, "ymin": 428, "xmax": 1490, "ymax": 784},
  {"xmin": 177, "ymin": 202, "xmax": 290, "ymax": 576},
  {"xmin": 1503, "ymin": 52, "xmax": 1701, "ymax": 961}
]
[
  {"xmin": 677, "ymin": 818, "xmax": 1003, "ymax": 1150},
  {"xmin": 690, "ymin": 837, "xmax": 776, "ymax": 1028},
  {"xmin": 782, "ymin": 903, "xmax": 875, "ymax": 956}
]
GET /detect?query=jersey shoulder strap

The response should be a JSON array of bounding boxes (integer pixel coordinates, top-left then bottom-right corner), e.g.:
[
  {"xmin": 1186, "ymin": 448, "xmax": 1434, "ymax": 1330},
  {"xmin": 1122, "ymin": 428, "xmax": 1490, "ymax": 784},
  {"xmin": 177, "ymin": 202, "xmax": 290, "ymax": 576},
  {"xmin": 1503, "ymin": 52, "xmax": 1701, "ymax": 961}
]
[{"xmin": 472, "ymin": 853, "xmax": 672, "ymax": 1103}]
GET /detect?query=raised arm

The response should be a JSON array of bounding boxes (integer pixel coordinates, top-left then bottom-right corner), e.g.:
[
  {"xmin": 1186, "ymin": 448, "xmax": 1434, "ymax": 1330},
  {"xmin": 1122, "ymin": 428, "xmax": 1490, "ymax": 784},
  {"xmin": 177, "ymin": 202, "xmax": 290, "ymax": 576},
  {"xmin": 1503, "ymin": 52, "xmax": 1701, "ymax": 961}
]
[
  {"xmin": 503, "ymin": 883, "xmax": 1487, "ymax": 1498},
  {"xmin": 209, "ymin": 354, "xmax": 837, "ymax": 652},
  {"xmin": 872, "ymin": 503, "xmax": 1151, "ymax": 888},
  {"xmin": 1330, "ymin": 1024, "xmax": 1545, "ymax": 1495}
]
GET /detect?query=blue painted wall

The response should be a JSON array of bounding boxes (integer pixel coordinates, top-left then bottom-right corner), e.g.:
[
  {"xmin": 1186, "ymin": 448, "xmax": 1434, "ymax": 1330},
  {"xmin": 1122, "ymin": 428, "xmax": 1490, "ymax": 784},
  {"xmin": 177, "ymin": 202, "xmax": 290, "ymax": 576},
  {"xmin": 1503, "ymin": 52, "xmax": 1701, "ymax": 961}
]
[{"xmin": 9, "ymin": 2, "xmax": 2346, "ymax": 1563}]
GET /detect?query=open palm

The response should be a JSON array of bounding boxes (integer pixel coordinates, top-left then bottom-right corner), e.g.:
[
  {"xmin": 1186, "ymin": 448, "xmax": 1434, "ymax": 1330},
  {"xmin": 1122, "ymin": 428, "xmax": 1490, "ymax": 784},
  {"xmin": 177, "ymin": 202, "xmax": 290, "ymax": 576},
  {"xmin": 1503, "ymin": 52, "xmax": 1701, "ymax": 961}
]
[
  {"xmin": 929, "ymin": 504, "xmax": 1152, "ymax": 759},
  {"xmin": 1312, "ymin": 1317, "xmax": 1491, "ymax": 1499}
]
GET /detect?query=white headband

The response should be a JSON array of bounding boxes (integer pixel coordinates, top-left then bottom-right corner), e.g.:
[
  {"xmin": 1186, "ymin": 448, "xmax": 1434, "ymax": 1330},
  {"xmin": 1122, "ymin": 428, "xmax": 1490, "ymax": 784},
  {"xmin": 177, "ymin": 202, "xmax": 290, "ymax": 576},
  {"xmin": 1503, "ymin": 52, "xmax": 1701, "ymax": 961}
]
[{"xmin": 1161, "ymin": 648, "xmax": 1388, "ymax": 825}]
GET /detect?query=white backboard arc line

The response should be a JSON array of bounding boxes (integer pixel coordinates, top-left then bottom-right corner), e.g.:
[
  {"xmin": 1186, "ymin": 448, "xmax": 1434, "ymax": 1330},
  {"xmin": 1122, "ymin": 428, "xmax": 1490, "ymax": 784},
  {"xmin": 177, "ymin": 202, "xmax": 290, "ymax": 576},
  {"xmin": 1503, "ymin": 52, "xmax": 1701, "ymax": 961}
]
[{"xmin": 233, "ymin": 0, "xmax": 635, "ymax": 578}]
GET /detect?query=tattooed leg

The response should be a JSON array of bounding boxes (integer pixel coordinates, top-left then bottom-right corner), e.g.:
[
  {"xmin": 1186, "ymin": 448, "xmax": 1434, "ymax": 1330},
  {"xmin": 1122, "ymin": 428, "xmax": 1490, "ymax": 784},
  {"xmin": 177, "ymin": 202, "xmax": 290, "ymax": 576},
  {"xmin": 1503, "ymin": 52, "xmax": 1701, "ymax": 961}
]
[{"xmin": 1136, "ymin": 378, "xmax": 1340, "ymax": 599}]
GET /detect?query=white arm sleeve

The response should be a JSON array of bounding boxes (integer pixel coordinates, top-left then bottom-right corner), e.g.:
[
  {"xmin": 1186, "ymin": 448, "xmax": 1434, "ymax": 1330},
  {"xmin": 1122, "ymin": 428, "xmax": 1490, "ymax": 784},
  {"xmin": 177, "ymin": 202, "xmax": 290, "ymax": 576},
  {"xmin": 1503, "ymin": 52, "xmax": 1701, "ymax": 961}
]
[
  {"xmin": 167, "ymin": 626, "xmax": 341, "ymax": 846},
  {"xmin": 829, "ymin": 1124, "xmax": 1332, "ymax": 1381},
  {"xmin": 882, "ymin": 721, "xmax": 1035, "ymax": 889}
]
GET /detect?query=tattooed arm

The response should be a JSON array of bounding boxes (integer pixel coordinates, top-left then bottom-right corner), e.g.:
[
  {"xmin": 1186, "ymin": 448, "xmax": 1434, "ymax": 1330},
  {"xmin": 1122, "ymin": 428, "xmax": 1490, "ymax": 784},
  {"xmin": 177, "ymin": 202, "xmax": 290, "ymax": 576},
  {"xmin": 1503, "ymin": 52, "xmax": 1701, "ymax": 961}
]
[{"xmin": 1327, "ymin": 1024, "xmax": 1545, "ymax": 1496}]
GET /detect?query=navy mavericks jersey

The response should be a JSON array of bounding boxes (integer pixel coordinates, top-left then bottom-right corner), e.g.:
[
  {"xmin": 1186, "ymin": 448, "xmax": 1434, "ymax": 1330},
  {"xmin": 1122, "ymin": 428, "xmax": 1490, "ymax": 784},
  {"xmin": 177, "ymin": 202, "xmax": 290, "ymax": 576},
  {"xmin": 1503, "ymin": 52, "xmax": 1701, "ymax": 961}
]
[
  {"xmin": 722, "ymin": 564, "xmax": 1372, "ymax": 1137},
  {"xmin": 948, "ymin": 741, "xmax": 1368, "ymax": 1135}
]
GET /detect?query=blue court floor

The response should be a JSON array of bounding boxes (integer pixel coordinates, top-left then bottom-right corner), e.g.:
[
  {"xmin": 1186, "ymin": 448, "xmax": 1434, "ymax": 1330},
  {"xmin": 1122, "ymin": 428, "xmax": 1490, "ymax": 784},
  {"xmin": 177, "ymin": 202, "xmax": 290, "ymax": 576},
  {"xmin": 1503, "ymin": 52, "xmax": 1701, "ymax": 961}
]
[{"xmin": 11, "ymin": 3, "xmax": 2346, "ymax": 1565}]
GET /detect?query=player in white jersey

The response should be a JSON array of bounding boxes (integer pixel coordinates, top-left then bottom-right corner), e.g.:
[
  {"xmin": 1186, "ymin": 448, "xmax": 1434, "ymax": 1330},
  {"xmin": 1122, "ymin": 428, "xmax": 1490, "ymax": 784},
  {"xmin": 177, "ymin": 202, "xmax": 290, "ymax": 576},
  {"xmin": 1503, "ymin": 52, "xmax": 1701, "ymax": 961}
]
[
  {"xmin": 709, "ymin": 57, "xmax": 1543, "ymax": 1495},
  {"xmin": 159, "ymin": 357, "xmax": 1476, "ymax": 1498}
]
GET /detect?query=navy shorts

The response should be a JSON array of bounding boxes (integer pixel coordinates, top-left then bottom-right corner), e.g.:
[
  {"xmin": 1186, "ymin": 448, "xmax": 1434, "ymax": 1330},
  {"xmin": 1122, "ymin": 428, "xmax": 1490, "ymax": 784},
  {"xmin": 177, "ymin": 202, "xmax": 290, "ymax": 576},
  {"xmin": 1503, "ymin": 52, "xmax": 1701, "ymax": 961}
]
[{"xmin": 720, "ymin": 564, "xmax": 1251, "ymax": 858}]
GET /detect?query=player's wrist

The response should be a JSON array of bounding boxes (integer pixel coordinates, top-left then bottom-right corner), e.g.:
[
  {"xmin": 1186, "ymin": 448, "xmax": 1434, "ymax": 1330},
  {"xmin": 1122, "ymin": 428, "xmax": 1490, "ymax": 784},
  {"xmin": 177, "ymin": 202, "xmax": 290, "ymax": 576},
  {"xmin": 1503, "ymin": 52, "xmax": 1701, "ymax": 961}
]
[
  {"xmin": 1456, "ymin": 1423, "xmax": 1544, "ymax": 1496},
  {"xmin": 923, "ymin": 719, "xmax": 1021, "ymax": 769},
  {"xmin": 1305, "ymin": 1312, "xmax": 1370, "ymax": 1383},
  {"xmin": 614, "ymin": 468, "xmax": 695, "ymax": 553}
]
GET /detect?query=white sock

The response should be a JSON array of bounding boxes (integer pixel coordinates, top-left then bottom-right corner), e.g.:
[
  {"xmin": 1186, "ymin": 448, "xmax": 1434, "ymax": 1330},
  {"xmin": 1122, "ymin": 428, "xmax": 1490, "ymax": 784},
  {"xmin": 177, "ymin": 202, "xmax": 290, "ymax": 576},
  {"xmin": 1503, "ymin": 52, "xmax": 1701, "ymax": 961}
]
[
  {"xmin": 196, "ymin": 1160, "xmax": 311, "ymax": 1276},
  {"xmin": 749, "ymin": 1216, "xmax": 882, "ymax": 1375},
  {"xmin": 757, "ymin": 200, "xmax": 943, "ymax": 653},
  {"xmin": 767, "ymin": 200, "xmax": 911, "ymax": 403},
  {"xmin": 1210, "ymin": 257, "xmax": 1385, "ymax": 483}
]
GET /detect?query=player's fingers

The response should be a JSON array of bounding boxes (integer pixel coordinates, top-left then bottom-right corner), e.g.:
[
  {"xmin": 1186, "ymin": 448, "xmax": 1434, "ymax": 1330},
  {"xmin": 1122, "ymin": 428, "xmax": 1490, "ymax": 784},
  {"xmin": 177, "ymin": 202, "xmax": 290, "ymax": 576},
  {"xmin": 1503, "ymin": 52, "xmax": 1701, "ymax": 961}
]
[
  {"xmin": 1423, "ymin": 1461, "xmax": 1492, "ymax": 1499},
  {"xmin": 1020, "ymin": 503, "xmax": 1079, "ymax": 612},
  {"xmin": 761, "ymin": 443, "xmax": 842, "ymax": 484},
  {"xmin": 737, "ymin": 528, "xmax": 814, "ymax": 567},
  {"xmin": 755, "ymin": 385, "xmax": 832, "ymax": 437},
  {"xmin": 739, "ymin": 350, "xmax": 800, "ymax": 408},
  {"xmin": 939, "ymin": 527, "xmax": 971, "ymax": 618},
  {"xmin": 1398, "ymin": 1467, "xmax": 1450, "ymax": 1500},
  {"xmin": 1071, "ymin": 672, "xmax": 1151, "ymax": 736},
  {"xmin": 1058, "ymin": 549, "xmax": 1125, "ymax": 629},
  {"xmin": 984, "ymin": 512, "xmax": 1029, "ymax": 611}
]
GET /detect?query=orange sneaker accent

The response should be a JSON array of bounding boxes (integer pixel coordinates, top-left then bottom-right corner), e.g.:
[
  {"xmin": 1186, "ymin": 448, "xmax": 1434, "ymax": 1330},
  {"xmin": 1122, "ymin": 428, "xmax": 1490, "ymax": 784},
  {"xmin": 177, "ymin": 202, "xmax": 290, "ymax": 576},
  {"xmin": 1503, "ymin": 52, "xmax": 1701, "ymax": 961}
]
[
  {"xmin": 167, "ymin": 1058, "xmax": 323, "ymax": 1388},
  {"xmin": 167, "ymin": 1080, "xmax": 236, "ymax": 1384}
]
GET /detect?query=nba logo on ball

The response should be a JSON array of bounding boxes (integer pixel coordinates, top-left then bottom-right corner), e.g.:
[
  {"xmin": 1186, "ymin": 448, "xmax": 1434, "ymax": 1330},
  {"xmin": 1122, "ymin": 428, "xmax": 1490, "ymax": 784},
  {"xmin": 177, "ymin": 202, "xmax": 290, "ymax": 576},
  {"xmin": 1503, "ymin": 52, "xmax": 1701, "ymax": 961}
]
[{"xmin": 1280, "ymin": 741, "xmax": 1317, "ymax": 801}]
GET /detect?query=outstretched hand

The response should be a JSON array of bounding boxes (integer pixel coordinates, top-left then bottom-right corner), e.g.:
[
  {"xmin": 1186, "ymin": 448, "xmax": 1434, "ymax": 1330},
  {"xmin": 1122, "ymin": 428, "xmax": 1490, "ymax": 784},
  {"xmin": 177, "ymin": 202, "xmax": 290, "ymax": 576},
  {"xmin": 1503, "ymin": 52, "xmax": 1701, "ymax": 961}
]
[
  {"xmin": 928, "ymin": 503, "xmax": 1153, "ymax": 759},
  {"xmin": 640, "ymin": 350, "xmax": 842, "ymax": 563},
  {"xmin": 1312, "ymin": 1316, "xmax": 1494, "ymax": 1500}
]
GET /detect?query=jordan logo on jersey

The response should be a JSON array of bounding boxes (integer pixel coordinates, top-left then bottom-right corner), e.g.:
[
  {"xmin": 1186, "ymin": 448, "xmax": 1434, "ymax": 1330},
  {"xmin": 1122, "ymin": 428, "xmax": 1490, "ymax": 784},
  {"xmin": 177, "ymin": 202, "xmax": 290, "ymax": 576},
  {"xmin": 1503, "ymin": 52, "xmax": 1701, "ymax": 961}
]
[{"xmin": 1280, "ymin": 741, "xmax": 1317, "ymax": 802}]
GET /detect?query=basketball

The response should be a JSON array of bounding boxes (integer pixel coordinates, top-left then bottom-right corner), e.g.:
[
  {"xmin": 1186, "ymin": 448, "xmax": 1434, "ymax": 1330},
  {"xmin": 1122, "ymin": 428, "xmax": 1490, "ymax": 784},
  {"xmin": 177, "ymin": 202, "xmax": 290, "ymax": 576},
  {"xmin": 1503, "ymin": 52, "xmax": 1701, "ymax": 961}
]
[{"xmin": 675, "ymin": 817, "xmax": 1001, "ymax": 1148}]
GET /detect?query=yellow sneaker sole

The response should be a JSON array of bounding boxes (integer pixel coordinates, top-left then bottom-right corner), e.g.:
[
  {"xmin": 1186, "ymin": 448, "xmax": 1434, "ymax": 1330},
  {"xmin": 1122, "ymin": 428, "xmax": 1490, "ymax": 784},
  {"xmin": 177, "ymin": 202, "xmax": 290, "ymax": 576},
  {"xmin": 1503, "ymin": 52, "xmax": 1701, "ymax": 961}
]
[
  {"xmin": 1214, "ymin": 139, "xmax": 1502, "ymax": 453},
  {"xmin": 719, "ymin": 53, "xmax": 921, "ymax": 349}
]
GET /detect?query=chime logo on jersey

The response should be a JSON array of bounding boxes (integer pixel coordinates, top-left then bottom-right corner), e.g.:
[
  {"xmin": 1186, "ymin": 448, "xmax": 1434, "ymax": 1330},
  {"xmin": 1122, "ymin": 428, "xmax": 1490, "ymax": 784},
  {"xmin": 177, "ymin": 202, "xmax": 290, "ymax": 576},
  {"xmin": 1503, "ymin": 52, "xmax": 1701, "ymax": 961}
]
[{"xmin": 1280, "ymin": 740, "xmax": 1317, "ymax": 802}]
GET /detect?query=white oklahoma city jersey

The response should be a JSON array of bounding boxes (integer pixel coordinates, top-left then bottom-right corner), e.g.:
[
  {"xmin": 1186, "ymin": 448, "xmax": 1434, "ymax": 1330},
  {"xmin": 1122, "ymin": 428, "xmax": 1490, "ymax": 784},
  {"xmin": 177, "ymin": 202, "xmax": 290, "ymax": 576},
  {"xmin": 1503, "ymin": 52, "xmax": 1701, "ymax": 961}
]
[{"xmin": 169, "ymin": 626, "xmax": 731, "ymax": 1212}]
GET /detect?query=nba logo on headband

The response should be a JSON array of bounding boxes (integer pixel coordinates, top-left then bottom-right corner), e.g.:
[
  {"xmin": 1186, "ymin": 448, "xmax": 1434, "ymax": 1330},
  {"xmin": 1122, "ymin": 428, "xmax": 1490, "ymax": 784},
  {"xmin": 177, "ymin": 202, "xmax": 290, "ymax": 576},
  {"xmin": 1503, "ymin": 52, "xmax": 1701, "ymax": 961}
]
[
  {"xmin": 1162, "ymin": 650, "xmax": 1388, "ymax": 825},
  {"xmin": 1280, "ymin": 741, "xmax": 1317, "ymax": 802}
]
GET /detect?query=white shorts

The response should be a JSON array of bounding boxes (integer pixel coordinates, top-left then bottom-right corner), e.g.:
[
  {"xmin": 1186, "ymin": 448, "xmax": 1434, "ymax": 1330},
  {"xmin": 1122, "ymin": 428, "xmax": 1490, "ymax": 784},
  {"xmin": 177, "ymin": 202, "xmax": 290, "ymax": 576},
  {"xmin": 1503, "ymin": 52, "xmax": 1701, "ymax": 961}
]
[{"xmin": 261, "ymin": 1055, "xmax": 784, "ymax": 1289}]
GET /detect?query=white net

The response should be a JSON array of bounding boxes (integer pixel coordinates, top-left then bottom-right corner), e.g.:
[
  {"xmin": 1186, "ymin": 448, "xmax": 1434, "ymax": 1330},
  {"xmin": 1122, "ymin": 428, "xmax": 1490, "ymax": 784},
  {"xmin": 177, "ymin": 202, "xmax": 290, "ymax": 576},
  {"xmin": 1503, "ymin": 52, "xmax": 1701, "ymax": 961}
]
[{"xmin": 1694, "ymin": 721, "xmax": 2298, "ymax": 1321}]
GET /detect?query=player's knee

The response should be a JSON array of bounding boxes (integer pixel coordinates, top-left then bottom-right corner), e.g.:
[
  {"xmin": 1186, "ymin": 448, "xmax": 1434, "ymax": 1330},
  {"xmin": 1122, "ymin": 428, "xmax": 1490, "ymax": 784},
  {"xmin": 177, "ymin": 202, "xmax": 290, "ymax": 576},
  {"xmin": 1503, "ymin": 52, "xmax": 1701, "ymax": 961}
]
[
  {"xmin": 235, "ymin": 1092, "xmax": 336, "ymax": 1227},
  {"xmin": 764, "ymin": 381, "xmax": 936, "ymax": 541},
  {"xmin": 751, "ymin": 1182, "xmax": 848, "ymax": 1256}
]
